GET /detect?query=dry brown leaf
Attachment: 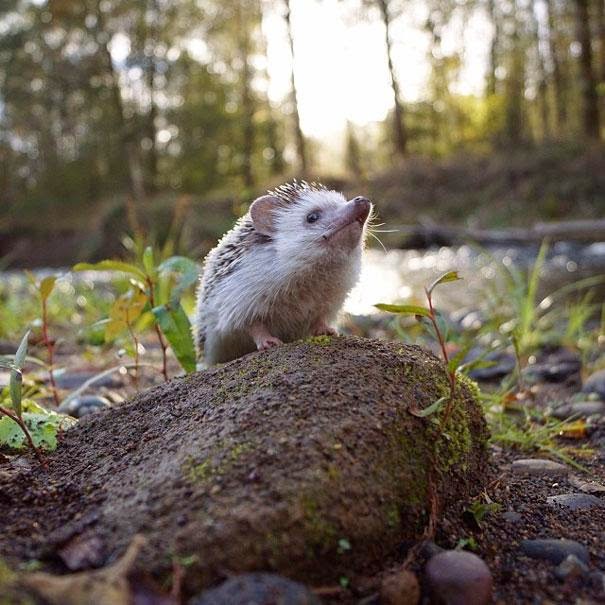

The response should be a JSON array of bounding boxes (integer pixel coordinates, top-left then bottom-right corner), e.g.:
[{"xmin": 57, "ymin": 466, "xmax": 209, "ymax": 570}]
[{"xmin": 23, "ymin": 534, "xmax": 145, "ymax": 605}]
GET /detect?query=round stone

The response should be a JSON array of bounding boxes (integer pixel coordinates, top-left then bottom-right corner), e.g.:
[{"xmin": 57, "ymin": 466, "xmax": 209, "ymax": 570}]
[
  {"xmin": 58, "ymin": 395, "xmax": 111, "ymax": 418},
  {"xmin": 511, "ymin": 458, "xmax": 569, "ymax": 477},
  {"xmin": 582, "ymin": 369, "xmax": 605, "ymax": 400},
  {"xmin": 547, "ymin": 493, "xmax": 605, "ymax": 511},
  {"xmin": 425, "ymin": 550, "xmax": 493, "ymax": 605},
  {"xmin": 520, "ymin": 539, "xmax": 589, "ymax": 564},
  {"xmin": 189, "ymin": 573, "xmax": 320, "ymax": 605}
]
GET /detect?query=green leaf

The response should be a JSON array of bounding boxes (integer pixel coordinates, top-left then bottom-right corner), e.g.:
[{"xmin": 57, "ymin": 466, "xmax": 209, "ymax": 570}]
[
  {"xmin": 152, "ymin": 303, "xmax": 196, "ymax": 373},
  {"xmin": 158, "ymin": 256, "xmax": 200, "ymax": 304},
  {"xmin": 427, "ymin": 271, "xmax": 462, "ymax": 296},
  {"xmin": 0, "ymin": 405, "xmax": 76, "ymax": 451},
  {"xmin": 73, "ymin": 260, "xmax": 146, "ymax": 281},
  {"xmin": 9, "ymin": 369, "xmax": 22, "ymax": 418},
  {"xmin": 410, "ymin": 396, "xmax": 447, "ymax": 418},
  {"xmin": 142, "ymin": 246, "xmax": 156, "ymax": 278},
  {"xmin": 39, "ymin": 276, "xmax": 57, "ymax": 302},
  {"xmin": 14, "ymin": 330, "xmax": 30, "ymax": 369},
  {"xmin": 374, "ymin": 303, "xmax": 431, "ymax": 317}
]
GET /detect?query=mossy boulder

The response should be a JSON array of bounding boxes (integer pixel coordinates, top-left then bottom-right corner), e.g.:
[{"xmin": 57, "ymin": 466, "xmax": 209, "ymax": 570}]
[{"xmin": 0, "ymin": 337, "xmax": 488, "ymax": 596}]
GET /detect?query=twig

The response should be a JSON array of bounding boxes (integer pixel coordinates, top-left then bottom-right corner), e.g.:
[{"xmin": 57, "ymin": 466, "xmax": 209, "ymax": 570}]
[
  {"xmin": 126, "ymin": 319, "xmax": 140, "ymax": 388},
  {"xmin": 146, "ymin": 276, "xmax": 169, "ymax": 381}
]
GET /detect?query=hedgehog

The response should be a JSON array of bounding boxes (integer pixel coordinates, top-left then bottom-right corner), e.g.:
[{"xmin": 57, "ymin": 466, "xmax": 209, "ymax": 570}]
[{"xmin": 193, "ymin": 181, "xmax": 372, "ymax": 366}]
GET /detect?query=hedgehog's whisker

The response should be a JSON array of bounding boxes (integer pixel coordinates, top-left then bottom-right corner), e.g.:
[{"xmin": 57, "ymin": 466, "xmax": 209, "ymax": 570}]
[{"xmin": 367, "ymin": 230, "xmax": 387, "ymax": 253}]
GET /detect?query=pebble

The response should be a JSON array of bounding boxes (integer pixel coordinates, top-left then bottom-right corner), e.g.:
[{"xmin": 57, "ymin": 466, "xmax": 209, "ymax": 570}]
[
  {"xmin": 582, "ymin": 369, "xmax": 605, "ymax": 400},
  {"xmin": 554, "ymin": 554, "xmax": 589, "ymax": 580},
  {"xmin": 188, "ymin": 573, "xmax": 320, "ymax": 605},
  {"xmin": 0, "ymin": 340, "xmax": 18, "ymax": 355},
  {"xmin": 468, "ymin": 350, "xmax": 515, "ymax": 381},
  {"xmin": 547, "ymin": 493, "xmax": 605, "ymax": 511},
  {"xmin": 58, "ymin": 395, "xmax": 111, "ymax": 418},
  {"xmin": 520, "ymin": 539, "xmax": 589, "ymax": 564},
  {"xmin": 380, "ymin": 569, "xmax": 420, "ymax": 605},
  {"xmin": 568, "ymin": 475, "xmax": 605, "ymax": 495},
  {"xmin": 425, "ymin": 550, "xmax": 492, "ymax": 605},
  {"xmin": 552, "ymin": 400, "xmax": 605, "ymax": 420},
  {"xmin": 524, "ymin": 361, "xmax": 581, "ymax": 383},
  {"xmin": 511, "ymin": 458, "xmax": 569, "ymax": 477},
  {"xmin": 502, "ymin": 511, "xmax": 522, "ymax": 524}
]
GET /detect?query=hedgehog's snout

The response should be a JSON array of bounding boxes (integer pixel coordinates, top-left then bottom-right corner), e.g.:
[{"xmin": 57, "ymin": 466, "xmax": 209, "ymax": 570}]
[{"xmin": 351, "ymin": 196, "xmax": 371, "ymax": 225}]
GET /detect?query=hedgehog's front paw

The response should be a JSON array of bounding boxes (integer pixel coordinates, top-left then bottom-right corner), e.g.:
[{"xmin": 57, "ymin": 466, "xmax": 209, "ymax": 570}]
[
  {"xmin": 257, "ymin": 336, "xmax": 283, "ymax": 351},
  {"xmin": 311, "ymin": 320, "xmax": 337, "ymax": 337},
  {"xmin": 249, "ymin": 322, "xmax": 283, "ymax": 352}
]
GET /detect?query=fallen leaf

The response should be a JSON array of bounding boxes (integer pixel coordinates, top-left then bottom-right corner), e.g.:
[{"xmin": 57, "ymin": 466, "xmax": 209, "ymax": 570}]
[
  {"xmin": 23, "ymin": 535, "xmax": 145, "ymax": 605},
  {"xmin": 58, "ymin": 533, "xmax": 105, "ymax": 571}
]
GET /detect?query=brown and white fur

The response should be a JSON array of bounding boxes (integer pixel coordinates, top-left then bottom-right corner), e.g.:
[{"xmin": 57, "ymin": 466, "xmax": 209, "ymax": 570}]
[{"xmin": 193, "ymin": 181, "xmax": 372, "ymax": 366}]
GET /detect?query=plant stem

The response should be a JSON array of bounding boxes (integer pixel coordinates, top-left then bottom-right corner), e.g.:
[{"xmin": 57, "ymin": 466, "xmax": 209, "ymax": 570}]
[
  {"xmin": 0, "ymin": 405, "xmax": 46, "ymax": 467},
  {"xmin": 126, "ymin": 320, "xmax": 139, "ymax": 388},
  {"xmin": 41, "ymin": 298, "xmax": 60, "ymax": 406},
  {"xmin": 426, "ymin": 289, "xmax": 457, "ymax": 425},
  {"xmin": 146, "ymin": 277, "xmax": 168, "ymax": 381}
]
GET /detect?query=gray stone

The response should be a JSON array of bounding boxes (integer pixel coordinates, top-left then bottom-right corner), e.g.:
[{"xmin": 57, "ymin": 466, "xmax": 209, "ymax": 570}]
[
  {"xmin": 547, "ymin": 493, "xmax": 605, "ymax": 511},
  {"xmin": 188, "ymin": 573, "xmax": 320, "ymax": 605},
  {"xmin": 520, "ymin": 539, "xmax": 590, "ymax": 564},
  {"xmin": 554, "ymin": 554, "xmax": 589, "ymax": 580},
  {"xmin": 425, "ymin": 550, "xmax": 493, "ymax": 605},
  {"xmin": 582, "ymin": 369, "xmax": 605, "ymax": 400},
  {"xmin": 552, "ymin": 400, "xmax": 605, "ymax": 420},
  {"xmin": 568, "ymin": 475, "xmax": 605, "ymax": 495},
  {"xmin": 524, "ymin": 361, "xmax": 581, "ymax": 383},
  {"xmin": 468, "ymin": 350, "xmax": 515, "ymax": 381},
  {"xmin": 58, "ymin": 395, "xmax": 111, "ymax": 418},
  {"xmin": 502, "ymin": 511, "xmax": 522, "ymax": 523},
  {"xmin": 511, "ymin": 458, "xmax": 569, "ymax": 477}
]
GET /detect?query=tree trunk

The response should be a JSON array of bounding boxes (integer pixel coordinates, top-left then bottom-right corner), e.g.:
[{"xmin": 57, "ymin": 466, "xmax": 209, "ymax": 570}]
[
  {"xmin": 574, "ymin": 0, "xmax": 600, "ymax": 139},
  {"xmin": 485, "ymin": 0, "xmax": 500, "ymax": 96},
  {"xmin": 544, "ymin": 0, "xmax": 567, "ymax": 135},
  {"xmin": 144, "ymin": 0, "xmax": 159, "ymax": 192},
  {"xmin": 95, "ymin": 3, "xmax": 146, "ymax": 205},
  {"xmin": 377, "ymin": 0, "xmax": 407, "ymax": 157},
  {"xmin": 236, "ymin": 3, "xmax": 255, "ymax": 190},
  {"xmin": 504, "ymin": 1, "xmax": 524, "ymax": 144},
  {"xmin": 597, "ymin": 0, "xmax": 605, "ymax": 82},
  {"xmin": 531, "ymin": 0, "xmax": 550, "ymax": 139},
  {"xmin": 283, "ymin": 0, "xmax": 307, "ymax": 175}
]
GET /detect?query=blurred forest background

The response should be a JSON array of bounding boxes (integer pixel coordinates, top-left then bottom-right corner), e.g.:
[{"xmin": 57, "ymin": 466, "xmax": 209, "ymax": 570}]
[{"xmin": 1, "ymin": 0, "xmax": 605, "ymax": 267}]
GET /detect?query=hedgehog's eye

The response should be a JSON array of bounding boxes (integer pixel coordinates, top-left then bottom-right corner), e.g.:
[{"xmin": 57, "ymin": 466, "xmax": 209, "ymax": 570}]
[{"xmin": 306, "ymin": 211, "xmax": 321, "ymax": 224}]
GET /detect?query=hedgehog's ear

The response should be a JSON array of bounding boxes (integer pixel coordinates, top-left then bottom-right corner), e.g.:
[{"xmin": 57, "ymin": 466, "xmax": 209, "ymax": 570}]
[{"xmin": 250, "ymin": 195, "xmax": 280, "ymax": 235}]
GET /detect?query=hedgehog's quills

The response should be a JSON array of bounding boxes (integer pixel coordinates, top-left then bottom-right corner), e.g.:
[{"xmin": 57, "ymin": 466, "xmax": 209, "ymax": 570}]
[{"xmin": 193, "ymin": 180, "xmax": 372, "ymax": 365}]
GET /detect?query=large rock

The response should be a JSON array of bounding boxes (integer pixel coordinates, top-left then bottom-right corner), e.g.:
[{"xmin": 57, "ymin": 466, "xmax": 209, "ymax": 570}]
[{"xmin": 0, "ymin": 337, "xmax": 488, "ymax": 596}]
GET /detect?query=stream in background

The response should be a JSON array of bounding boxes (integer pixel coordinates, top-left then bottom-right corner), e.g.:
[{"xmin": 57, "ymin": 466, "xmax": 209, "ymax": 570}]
[
  {"xmin": 1, "ymin": 241, "xmax": 604, "ymax": 327},
  {"xmin": 346, "ymin": 241, "xmax": 605, "ymax": 316}
]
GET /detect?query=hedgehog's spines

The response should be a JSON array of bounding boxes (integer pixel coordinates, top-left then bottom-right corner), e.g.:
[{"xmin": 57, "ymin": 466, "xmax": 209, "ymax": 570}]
[{"xmin": 267, "ymin": 179, "xmax": 328, "ymax": 205}]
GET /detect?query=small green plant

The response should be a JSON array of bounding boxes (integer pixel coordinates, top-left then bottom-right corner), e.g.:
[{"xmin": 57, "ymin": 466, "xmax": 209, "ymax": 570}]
[
  {"xmin": 74, "ymin": 246, "xmax": 199, "ymax": 378},
  {"xmin": 27, "ymin": 273, "xmax": 60, "ymax": 405},
  {"xmin": 0, "ymin": 332, "xmax": 46, "ymax": 463},
  {"xmin": 376, "ymin": 270, "xmax": 462, "ymax": 424}
]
